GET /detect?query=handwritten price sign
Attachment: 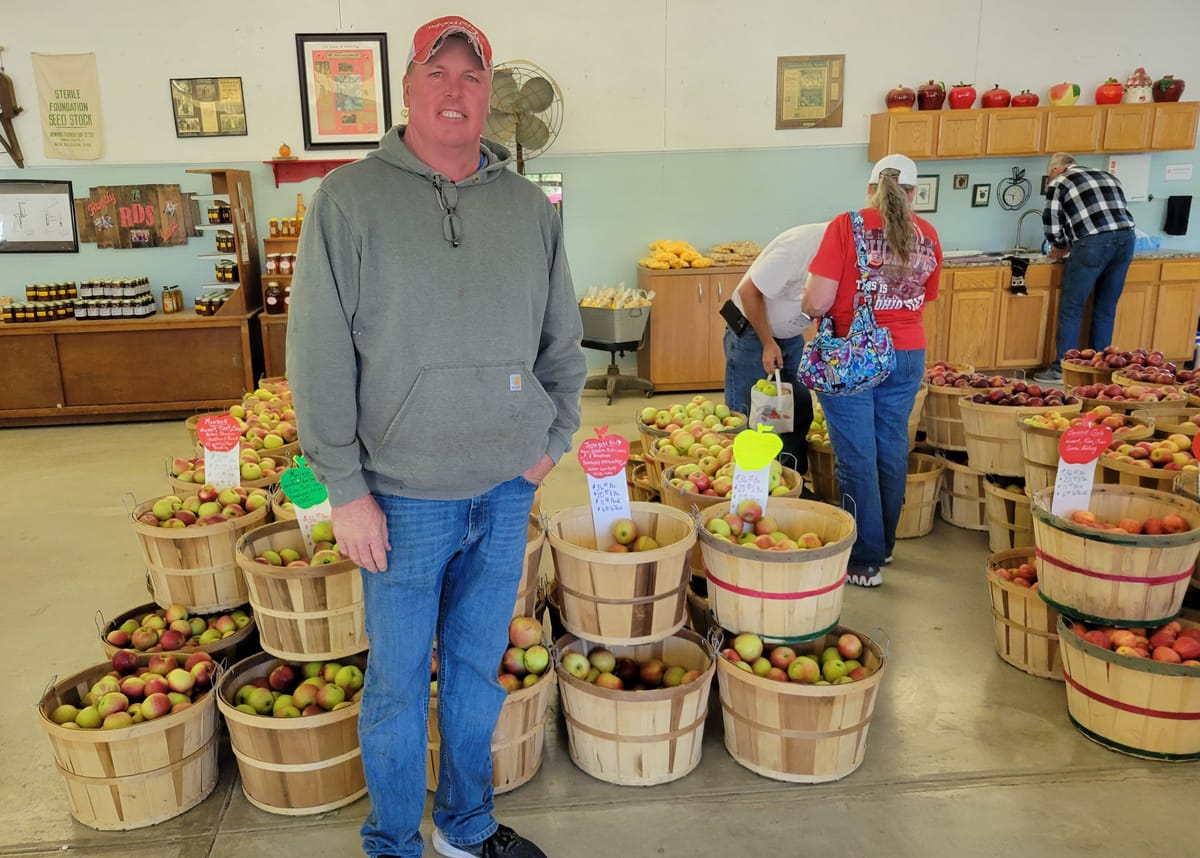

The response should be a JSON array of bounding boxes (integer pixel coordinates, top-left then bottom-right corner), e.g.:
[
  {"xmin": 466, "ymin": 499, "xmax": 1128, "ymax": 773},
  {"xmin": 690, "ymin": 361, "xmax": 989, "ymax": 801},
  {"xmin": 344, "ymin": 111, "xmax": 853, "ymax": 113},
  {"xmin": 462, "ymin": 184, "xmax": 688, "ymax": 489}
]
[
  {"xmin": 577, "ymin": 427, "xmax": 632, "ymax": 548},
  {"xmin": 729, "ymin": 425, "xmax": 782, "ymax": 520},
  {"xmin": 1051, "ymin": 423, "xmax": 1113, "ymax": 517},
  {"xmin": 196, "ymin": 414, "xmax": 242, "ymax": 490},
  {"xmin": 279, "ymin": 456, "xmax": 332, "ymax": 555}
]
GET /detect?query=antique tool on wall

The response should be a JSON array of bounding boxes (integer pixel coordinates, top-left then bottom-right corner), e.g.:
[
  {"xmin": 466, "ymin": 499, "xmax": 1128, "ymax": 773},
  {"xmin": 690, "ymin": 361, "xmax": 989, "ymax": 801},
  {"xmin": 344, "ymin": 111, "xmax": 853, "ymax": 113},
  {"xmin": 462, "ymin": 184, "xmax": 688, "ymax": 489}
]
[{"xmin": 0, "ymin": 48, "xmax": 25, "ymax": 168}]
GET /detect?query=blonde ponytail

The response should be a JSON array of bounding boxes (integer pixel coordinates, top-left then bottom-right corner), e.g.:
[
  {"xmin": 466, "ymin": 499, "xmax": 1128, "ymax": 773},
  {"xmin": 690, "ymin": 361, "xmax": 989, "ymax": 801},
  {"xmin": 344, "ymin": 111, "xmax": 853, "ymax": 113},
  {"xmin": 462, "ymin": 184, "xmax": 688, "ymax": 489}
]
[{"xmin": 867, "ymin": 172, "xmax": 916, "ymax": 266}]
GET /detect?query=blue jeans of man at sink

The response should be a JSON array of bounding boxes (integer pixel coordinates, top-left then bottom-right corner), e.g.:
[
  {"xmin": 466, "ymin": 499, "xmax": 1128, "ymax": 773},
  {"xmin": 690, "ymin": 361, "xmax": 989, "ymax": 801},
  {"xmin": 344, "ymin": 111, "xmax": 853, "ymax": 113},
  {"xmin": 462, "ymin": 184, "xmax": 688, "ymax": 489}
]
[
  {"xmin": 1051, "ymin": 227, "xmax": 1136, "ymax": 370},
  {"xmin": 815, "ymin": 349, "xmax": 925, "ymax": 570}
]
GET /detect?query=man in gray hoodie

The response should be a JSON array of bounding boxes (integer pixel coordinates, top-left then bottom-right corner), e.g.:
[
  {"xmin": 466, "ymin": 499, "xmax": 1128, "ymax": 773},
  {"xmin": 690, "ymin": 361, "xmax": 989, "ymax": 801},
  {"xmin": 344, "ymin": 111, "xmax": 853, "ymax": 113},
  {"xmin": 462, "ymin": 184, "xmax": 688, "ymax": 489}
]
[{"xmin": 286, "ymin": 16, "xmax": 585, "ymax": 858}]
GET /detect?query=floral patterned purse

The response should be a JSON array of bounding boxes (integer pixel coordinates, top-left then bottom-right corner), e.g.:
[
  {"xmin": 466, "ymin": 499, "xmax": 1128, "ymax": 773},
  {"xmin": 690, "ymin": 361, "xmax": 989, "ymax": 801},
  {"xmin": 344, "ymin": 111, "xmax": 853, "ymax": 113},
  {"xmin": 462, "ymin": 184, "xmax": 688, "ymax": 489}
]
[{"xmin": 795, "ymin": 211, "xmax": 896, "ymax": 396}]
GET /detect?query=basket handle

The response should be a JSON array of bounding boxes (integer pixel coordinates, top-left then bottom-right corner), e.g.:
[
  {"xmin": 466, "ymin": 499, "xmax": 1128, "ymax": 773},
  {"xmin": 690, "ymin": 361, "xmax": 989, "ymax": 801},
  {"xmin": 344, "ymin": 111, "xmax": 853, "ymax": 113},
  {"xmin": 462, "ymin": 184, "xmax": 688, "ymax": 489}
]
[
  {"xmin": 121, "ymin": 491, "xmax": 139, "ymax": 515},
  {"xmin": 706, "ymin": 625, "xmax": 726, "ymax": 656},
  {"xmin": 94, "ymin": 608, "xmax": 108, "ymax": 637},
  {"xmin": 869, "ymin": 626, "xmax": 892, "ymax": 659},
  {"xmin": 38, "ymin": 675, "xmax": 59, "ymax": 708},
  {"xmin": 841, "ymin": 492, "xmax": 858, "ymax": 520}
]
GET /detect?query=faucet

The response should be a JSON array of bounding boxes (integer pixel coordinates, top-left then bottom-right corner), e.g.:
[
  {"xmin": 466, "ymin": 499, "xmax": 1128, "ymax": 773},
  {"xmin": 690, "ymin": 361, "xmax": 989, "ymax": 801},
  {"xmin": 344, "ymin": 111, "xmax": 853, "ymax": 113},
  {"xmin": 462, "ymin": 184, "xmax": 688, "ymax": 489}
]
[{"xmin": 1014, "ymin": 208, "xmax": 1044, "ymax": 253}]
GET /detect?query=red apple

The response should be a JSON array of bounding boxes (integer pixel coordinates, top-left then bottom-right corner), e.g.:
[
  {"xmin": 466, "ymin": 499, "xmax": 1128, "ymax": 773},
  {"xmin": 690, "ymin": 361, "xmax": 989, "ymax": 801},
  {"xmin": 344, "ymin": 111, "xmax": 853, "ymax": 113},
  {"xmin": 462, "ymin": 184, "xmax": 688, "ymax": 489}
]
[
  {"xmin": 1011, "ymin": 89, "xmax": 1039, "ymax": 107},
  {"xmin": 981, "ymin": 84, "xmax": 1011, "ymax": 108},
  {"xmin": 885, "ymin": 84, "xmax": 916, "ymax": 111},
  {"xmin": 1095, "ymin": 78, "xmax": 1124, "ymax": 104},
  {"xmin": 948, "ymin": 82, "xmax": 977, "ymax": 109},
  {"xmin": 917, "ymin": 80, "xmax": 946, "ymax": 110}
]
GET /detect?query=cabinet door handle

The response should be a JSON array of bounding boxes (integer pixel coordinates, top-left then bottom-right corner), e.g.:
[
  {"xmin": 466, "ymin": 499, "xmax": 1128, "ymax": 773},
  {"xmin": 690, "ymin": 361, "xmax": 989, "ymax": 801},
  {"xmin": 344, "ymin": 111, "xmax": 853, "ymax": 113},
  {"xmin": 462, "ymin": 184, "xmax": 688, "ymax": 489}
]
[
  {"xmin": 698, "ymin": 282, "xmax": 703, "ymax": 302},
  {"xmin": 717, "ymin": 281, "xmax": 724, "ymax": 301}
]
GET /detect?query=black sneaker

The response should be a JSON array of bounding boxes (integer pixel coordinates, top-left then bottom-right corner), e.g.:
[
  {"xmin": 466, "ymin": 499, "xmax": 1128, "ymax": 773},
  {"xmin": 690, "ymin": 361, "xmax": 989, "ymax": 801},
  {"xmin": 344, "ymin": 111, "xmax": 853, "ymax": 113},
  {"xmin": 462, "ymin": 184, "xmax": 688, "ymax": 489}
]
[
  {"xmin": 847, "ymin": 566, "xmax": 883, "ymax": 588},
  {"xmin": 433, "ymin": 825, "xmax": 547, "ymax": 858}
]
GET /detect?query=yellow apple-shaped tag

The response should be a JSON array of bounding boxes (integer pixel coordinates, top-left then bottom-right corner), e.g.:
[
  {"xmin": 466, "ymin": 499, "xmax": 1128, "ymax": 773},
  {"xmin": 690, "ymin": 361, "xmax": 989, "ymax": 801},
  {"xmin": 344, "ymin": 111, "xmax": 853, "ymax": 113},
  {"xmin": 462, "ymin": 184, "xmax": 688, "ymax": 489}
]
[{"xmin": 733, "ymin": 424, "xmax": 783, "ymax": 471}]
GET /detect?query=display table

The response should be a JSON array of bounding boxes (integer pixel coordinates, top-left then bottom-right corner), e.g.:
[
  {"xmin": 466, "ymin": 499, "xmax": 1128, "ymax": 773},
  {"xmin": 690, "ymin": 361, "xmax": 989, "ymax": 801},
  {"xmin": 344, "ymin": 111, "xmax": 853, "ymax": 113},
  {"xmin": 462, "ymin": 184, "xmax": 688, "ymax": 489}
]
[{"xmin": 0, "ymin": 313, "xmax": 259, "ymax": 425}]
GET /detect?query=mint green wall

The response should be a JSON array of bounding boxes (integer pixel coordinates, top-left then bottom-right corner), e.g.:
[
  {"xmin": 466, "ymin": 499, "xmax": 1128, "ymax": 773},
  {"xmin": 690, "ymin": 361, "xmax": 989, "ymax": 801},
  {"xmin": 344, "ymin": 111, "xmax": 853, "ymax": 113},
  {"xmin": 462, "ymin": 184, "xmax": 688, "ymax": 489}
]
[{"xmin": 4, "ymin": 145, "xmax": 1196, "ymax": 308}]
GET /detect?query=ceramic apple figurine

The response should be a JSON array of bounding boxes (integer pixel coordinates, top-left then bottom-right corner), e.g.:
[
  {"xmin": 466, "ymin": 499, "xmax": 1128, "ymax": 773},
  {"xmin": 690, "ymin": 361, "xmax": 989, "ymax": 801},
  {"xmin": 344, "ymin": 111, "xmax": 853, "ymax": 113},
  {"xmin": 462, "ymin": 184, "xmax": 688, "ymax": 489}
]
[
  {"xmin": 1123, "ymin": 68, "xmax": 1153, "ymax": 103},
  {"xmin": 1049, "ymin": 82, "xmax": 1080, "ymax": 106},
  {"xmin": 1095, "ymin": 78, "xmax": 1124, "ymax": 105},
  {"xmin": 885, "ymin": 85, "xmax": 916, "ymax": 111},
  {"xmin": 1153, "ymin": 75, "xmax": 1185, "ymax": 103},
  {"xmin": 917, "ymin": 80, "xmax": 946, "ymax": 110}
]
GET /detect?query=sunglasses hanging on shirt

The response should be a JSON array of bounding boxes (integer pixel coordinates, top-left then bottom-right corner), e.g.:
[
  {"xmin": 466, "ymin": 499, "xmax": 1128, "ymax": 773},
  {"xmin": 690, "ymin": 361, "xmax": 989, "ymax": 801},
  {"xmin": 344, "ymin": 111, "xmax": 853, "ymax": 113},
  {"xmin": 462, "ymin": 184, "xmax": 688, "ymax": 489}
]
[{"xmin": 432, "ymin": 176, "xmax": 462, "ymax": 248}]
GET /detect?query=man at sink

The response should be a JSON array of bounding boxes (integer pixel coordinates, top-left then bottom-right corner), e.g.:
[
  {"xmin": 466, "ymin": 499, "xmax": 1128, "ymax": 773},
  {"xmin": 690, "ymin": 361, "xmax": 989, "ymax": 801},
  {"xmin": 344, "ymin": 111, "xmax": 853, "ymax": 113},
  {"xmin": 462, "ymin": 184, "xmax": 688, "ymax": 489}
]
[{"xmin": 1033, "ymin": 152, "xmax": 1136, "ymax": 384}]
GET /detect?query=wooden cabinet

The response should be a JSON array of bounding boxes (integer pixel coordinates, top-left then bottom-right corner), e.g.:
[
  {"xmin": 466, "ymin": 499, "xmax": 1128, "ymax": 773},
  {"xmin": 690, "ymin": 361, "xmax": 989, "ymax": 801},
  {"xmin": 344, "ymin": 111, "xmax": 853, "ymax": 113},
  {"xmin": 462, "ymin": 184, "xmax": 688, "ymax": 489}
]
[
  {"xmin": 1151, "ymin": 103, "xmax": 1200, "ymax": 150},
  {"xmin": 1102, "ymin": 104, "xmax": 1154, "ymax": 151},
  {"xmin": 868, "ymin": 112, "xmax": 936, "ymax": 162},
  {"xmin": 0, "ymin": 314, "xmax": 259, "ymax": 425},
  {"xmin": 1152, "ymin": 261, "xmax": 1200, "ymax": 360},
  {"xmin": 1110, "ymin": 260, "xmax": 1158, "ymax": 353},
  {"xmin": 636, "ymin": 266, "xmax": 746, "ymax": 391},
  {"xmin": 985, "ymin": 108, "xmax": 1045, "ymax": 155},
  {"xmin": 259, "ymin": 313, "xmax": 289, "ymax": 378},
  {"xmin": 937, "ymin": 112, "xmax": 987, "ymax": 157},
  {"xmin": 996, "ymin": 264, "xmax": 1058, "ymax": 368},
  {"xmin": 867, "ymin": 103, "xmax": 1198, "ymax": 161},
  {"xmin": 922, "ymin": 271, "xmax": 951, "ymax": 364},
  {"xmin": 1044, "ymin": 106, "xmax": 1103, "ymax": 153},
  {"xmin": 946, "ymin": 267, "xmax": 1003, "ymax": 370}
]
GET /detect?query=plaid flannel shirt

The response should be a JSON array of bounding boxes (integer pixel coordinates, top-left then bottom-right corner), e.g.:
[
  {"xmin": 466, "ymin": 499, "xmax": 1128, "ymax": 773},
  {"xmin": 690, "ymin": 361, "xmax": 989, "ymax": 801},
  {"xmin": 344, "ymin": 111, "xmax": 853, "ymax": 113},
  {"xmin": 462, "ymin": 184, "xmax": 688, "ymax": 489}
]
[{"xmin": 1042, "ymin": 166, "xmax": 1135, "ymax": 249}]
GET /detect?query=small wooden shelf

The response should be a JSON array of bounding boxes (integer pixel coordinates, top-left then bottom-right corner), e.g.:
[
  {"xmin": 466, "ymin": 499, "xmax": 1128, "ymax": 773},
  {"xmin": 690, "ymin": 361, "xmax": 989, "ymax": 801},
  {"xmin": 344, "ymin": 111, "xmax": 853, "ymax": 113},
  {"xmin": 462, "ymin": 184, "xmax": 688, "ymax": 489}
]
[
  {"xmin": 264, "ymin": 158, "xmax": 355, "ymax": 187},
  {"xmin": 197, "ymin": 252, "xmax": 238, "ymax": 260}
]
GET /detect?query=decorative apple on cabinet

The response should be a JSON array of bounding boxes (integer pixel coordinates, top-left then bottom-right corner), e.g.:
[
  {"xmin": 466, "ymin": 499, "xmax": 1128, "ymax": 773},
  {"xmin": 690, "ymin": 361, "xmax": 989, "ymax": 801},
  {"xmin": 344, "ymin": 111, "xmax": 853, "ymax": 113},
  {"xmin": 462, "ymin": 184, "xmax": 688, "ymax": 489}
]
[
  {"xmin": 948, "ymin": 82, "xmax": 977, "ymax": 109},
  {"xmin": 917, "ymin": 80, "xmax": 946, "ymax": 110},
  {"xmin": 1011, "ymin": 89, "xmax": 1039, "ymax": 107},
  {"xmin": 1153, "ymin": 75, "xmax": 1185, "ymax": 102},
  {"xmin": 1049, "ymin": 82, "xmax": 1080, "ymax": 106},
  {"xmin": 981, "ymin": 84, "xmax": 1011, "ymax": 108},
  {"xmin": 1095, "ymin": 78, "xmax": 1124, "ymax": 105},
  {"xmin": 885, "ymin": 84, "xmax": 916, "ymax": 111}
]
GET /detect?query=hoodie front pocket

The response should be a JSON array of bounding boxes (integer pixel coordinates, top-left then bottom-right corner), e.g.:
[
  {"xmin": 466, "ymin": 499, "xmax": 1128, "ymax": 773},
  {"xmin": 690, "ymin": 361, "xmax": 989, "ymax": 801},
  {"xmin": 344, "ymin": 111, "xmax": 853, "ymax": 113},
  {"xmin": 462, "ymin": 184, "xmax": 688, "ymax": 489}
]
[{"xmin": 371, "ymin": 361, "xmax": 556, "ymax": 491}]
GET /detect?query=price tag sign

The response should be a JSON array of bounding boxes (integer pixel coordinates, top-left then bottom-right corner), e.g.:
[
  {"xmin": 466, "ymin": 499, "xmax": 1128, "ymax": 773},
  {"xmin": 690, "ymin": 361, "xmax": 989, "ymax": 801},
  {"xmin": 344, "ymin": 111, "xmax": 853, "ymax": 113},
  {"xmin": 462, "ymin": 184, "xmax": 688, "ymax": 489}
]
[
  {"xmin": 577, "ymin": 427, "xmax": 631, "ymax": 549},
  {"xmin": 1051, "ymin": 423, "xmax": 1113, "ymax": 517},
  {"xmin": 196, "ymin": 414, "xmax": 242, "ymax": 491},
  {"xmin": 280, "ymin": 456, "xmax": 333, "ymax": 555},
  {"xmin": 728, "ymin": 425, "xmax": 783, "ymax": 528}
]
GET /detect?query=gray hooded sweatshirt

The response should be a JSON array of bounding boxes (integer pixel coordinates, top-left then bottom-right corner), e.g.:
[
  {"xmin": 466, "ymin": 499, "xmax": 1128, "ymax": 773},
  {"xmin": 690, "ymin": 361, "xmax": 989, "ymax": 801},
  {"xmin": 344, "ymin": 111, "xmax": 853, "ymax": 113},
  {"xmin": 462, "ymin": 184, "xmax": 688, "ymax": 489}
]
[{"xmin": 286, "ymin": 127, "xmax": 586, "ymax": 505}]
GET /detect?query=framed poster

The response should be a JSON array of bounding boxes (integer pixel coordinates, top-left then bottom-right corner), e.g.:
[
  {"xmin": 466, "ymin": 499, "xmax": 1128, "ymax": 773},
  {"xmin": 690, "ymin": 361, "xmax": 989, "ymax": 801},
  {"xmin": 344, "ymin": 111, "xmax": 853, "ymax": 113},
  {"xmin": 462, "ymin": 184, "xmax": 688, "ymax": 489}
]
[
  {"xmin": 775, "ymin": 54, "xmax": 844, "ymax": 129},
  {"xmin": 169, "ymin": 77, "xmax": 248, "ymax": 137},
  {"xmin": 972, "ymin": 184, "xmax": 991, "ymax": 208},
  {"xmin": 913, "ymin": 175, "xmax": 940, "ymax": 213},
  {"xmin": 0, "ymin": 179, "xmax": 79, "ymax": 253},
  {"xmin": 296, "ymin": 33, "xmax": 391, "ymax": 149}
]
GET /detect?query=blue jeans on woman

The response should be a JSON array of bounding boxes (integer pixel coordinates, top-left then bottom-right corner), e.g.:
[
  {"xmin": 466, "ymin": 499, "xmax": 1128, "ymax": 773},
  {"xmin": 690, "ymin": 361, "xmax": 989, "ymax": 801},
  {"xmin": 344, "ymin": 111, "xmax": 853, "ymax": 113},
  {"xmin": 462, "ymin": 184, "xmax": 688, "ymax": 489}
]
[
  {"xmin": 724, "ymin": 325, "xmax": 814, "ymax": 472},
  {"xmin": 358, "ymin": 475, "xmax": 537, "ymax": 858},
  {"xmin": 815, "ymin": 349, "xmax": 925, "ymax": 573},
  {"xmin": 1051, "ymin": 227, "xmax": 1136, "ymax": 369}
]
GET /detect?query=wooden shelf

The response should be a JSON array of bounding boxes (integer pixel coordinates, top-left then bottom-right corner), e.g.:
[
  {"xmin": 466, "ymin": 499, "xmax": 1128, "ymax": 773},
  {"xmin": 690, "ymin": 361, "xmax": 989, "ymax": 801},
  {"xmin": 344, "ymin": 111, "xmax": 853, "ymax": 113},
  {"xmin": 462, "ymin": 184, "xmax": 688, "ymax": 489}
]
[{"xmin": 264, "ymin": 158, "xmax": 355, "ymax": 187}]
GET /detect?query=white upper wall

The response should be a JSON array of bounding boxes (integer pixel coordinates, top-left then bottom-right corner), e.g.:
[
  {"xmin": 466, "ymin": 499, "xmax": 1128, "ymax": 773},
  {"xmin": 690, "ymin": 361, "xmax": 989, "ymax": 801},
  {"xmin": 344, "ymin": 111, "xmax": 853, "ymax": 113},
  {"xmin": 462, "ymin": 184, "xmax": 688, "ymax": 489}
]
[{"xmin": 3, "ymin": 0, "xmax": 1198, "ymax": 165}]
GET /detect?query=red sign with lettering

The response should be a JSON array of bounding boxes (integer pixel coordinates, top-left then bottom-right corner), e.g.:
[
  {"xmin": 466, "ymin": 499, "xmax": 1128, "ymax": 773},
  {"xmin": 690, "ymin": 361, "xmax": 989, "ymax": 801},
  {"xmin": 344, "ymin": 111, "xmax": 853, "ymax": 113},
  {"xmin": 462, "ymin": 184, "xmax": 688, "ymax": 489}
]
[
  {"xmin": 577, "ymin": 426, "xmax": 630, "ymax": 479},
  {"xmin": 196, "ymin": 414, "xmax": 242, "ymax": 452},
  {"xmin": 1059, "ymin": 423, "xmax": 1113, "ymax": 464}
]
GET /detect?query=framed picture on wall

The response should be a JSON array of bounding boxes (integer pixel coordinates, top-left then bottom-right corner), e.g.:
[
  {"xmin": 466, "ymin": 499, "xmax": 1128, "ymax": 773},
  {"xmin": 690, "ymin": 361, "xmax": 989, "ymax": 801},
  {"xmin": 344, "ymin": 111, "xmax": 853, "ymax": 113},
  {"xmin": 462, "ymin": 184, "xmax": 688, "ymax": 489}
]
[
  {"xmin": 972, "ymin": 184, "xmax": 991, "ymax": 207},
  {"xmin": 169, "ymin": 77, "xmax": 247, "ymax": 137},
  {"xmin": 0, "ymin": 179, "xmax": 79, "ymax": 253},
  {"xmin": 913, "ymin": 175, "xmax": 939, "ymax": 213},
  {"xmin": 295, "ymin": 33, "xmax": 392, "ymax": 149}
]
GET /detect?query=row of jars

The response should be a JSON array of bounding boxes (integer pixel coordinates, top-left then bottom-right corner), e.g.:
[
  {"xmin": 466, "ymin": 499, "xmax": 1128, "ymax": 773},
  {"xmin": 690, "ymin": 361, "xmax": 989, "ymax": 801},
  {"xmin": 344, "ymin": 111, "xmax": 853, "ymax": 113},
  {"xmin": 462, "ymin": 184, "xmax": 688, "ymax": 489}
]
[
  {"xmin": 194, "ymin": 289, "xmax": 233, "ymax": 316},
  {"xmin": 206, "ymin": 202, "xmax": 233, "ymax": 224},
  {"xmin": 215, "ymin": 231, "xmax": 235, "ymax": 253},
  {"xmin": 79, "ymin": 278, "xmax": 152, "ymax": 299},
  {"xmin": 215, "ymin": 260, "xmax": 240, "ymax": 283},
  {"xmin": 268, "ymin": 216, "xmax": 302, "ymax": 238},
  {"xmin": 24, "ymin": 282, "xmax": 79, "ymax": 301},
  {"xmin": 265, "ymin": 253, "xmax": 296, "ymax": 276},
  {"xmin": 3, "ymin": 296, "xmax": 157, "ymax": 323}
]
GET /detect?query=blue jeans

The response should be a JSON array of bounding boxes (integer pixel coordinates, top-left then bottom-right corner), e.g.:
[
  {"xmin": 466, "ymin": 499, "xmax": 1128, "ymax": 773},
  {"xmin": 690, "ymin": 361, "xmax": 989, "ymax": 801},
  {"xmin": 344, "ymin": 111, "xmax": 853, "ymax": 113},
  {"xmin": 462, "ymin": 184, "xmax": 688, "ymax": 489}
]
[
  {"xmin": 358, "ymin": 476, "xmax": 537, "ymax": 858},
  {"xmin": 1052, "ymin": 228, "xmax": 1136, "ymax": 369},
  {"xmin": 815, "ymin": 349, "xmax": 925, "ymax": 568},
  {"xmin": 724, "ymin": 325, "xmax": 814, "ymax": 472}
]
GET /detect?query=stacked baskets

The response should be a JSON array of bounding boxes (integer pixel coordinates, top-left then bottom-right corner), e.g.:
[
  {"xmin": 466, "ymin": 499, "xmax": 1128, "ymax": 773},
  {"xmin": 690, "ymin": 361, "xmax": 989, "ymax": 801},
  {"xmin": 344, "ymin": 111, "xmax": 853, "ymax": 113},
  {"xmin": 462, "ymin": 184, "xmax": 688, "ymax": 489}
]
[
  {"xmin": 546, "ymin": 501, "xmax": 715, "ymax": 785},
  {"xmin": 696, "ymin": 497, "xmax": 889, "ymax": 782},
  {"xmin": 1030, "ymin": 484, "xmax": 1200, "ymax": 759}
]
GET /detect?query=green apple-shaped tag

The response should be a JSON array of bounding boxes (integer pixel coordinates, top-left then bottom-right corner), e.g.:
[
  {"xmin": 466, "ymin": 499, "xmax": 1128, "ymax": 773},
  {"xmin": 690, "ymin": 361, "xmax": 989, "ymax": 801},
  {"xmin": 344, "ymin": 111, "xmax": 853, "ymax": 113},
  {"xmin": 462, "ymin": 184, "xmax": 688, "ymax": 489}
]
[
  {"xmin": 279, "ymin": 455, "xmax": 329, "ymax": 509},
  {"xmin": 733, "ymin": 424, "xmax": 783, "ymax": 471}
]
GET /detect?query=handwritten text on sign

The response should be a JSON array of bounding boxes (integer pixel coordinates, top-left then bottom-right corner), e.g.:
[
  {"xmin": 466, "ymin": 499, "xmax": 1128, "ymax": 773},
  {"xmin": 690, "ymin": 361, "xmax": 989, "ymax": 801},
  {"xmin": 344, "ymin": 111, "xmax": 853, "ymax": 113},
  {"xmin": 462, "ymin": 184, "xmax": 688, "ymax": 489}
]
[
  {"xmin": 577, "ymin": 427, "xmax": 630, "ymax": 479},
  {"xmin": 577, "ymin": 427, "xmax": 633, "ymax": 548},
  {"xmin": 1051, "ymin": 423, "xmax": 1112, "ymax": 517},
  {"xmin": 279, "ymin": 456, "xmax": 329, "ymax": 509}
]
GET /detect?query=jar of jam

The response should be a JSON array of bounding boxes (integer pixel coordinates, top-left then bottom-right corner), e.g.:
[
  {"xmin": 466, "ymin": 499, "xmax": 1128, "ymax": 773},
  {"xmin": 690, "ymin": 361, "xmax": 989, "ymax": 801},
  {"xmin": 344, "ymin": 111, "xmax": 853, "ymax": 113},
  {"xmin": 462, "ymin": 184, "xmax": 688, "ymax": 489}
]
[
  {"xmin": 266, "ymin": 253, "xmax": 280, "ymax": 275},
  {"xmin": 279, "ymin": 254, "xmax": 292, "ymax": 276},
  {"xmin": 264, "ymin": 281, "xmax": 284, "ymax": 315},
  {"xmin": 218, "ymin": 202, "xmax": 232, "ymax": 224},
  {"xmin": 207, "ymin": 206, "xmax": 220, "ymax": 224}
]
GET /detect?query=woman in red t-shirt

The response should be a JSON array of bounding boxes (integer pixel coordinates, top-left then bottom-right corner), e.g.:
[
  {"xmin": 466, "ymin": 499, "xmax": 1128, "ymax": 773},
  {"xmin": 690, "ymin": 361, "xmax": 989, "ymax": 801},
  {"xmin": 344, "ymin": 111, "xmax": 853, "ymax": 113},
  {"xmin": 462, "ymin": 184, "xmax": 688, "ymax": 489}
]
[{"xmin": 798, "ymin": 154, "xmax": 943, "ymax": 587}]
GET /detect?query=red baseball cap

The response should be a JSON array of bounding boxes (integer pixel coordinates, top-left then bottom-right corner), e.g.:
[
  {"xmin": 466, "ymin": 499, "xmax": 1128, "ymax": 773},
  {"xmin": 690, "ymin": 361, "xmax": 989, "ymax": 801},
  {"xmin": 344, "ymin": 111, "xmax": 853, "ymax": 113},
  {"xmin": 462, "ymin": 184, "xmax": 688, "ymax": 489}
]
[{"xmin": 407, "ymin": 15, "xmax": 492, "ymax": 71}]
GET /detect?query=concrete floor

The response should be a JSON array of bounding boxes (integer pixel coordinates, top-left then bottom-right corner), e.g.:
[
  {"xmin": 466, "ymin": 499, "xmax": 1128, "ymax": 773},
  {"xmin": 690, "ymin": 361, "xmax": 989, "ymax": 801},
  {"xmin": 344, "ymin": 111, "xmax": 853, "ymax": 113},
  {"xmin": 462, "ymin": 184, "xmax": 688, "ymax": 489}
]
[{"xmin": 3, "ymin": 386, "xmax": 1196, "ymax": 857}]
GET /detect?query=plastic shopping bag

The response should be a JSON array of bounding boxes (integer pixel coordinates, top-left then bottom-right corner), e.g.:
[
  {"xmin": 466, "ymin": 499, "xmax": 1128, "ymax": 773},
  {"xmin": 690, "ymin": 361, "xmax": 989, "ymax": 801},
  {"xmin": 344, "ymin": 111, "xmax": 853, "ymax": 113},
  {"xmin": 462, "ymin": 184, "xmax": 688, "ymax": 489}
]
[{"xmin": 748, "ymin": 369, "xmax": 795, "ymax": 434}]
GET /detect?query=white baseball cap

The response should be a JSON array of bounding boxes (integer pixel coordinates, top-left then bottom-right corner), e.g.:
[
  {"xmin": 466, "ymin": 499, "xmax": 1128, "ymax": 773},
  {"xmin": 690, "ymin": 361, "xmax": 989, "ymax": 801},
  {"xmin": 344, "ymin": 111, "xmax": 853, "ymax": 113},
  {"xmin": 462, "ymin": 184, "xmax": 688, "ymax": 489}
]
[{"xmin": 870, "ymin": 153, "xmax": 918, "ymax": 186}]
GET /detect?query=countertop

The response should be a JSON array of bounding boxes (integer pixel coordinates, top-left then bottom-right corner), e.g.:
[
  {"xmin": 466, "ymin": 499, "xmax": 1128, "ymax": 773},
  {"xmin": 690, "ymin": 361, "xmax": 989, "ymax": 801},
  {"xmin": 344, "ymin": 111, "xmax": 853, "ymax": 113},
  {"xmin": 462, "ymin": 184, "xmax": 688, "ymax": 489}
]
[{"xmin": 943, "ymin": 249, "xmax": 1200, "ymax": 268}]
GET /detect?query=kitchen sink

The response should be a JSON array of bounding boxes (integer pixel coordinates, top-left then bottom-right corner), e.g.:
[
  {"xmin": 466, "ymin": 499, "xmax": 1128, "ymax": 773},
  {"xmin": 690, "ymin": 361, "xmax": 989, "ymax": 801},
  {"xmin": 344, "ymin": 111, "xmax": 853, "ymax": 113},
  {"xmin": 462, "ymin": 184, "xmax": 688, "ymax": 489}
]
[{"xmin": 981, "ymin": 248, "xmax": 1041, "ymax": 258}]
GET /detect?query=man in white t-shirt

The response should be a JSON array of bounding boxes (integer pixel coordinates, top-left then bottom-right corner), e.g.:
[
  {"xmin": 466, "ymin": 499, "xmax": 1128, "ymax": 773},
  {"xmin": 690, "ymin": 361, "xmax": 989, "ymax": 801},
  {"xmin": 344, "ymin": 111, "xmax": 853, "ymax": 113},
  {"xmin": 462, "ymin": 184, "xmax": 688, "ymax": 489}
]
[{"xmin": 722, "ymin": 222, "xmax": 826, "ymax": 471}]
